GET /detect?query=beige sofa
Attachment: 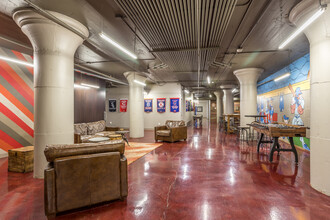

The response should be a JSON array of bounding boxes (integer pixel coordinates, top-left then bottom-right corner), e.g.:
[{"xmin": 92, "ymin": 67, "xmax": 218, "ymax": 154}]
[{"xmin": 74, "ymin": 120, "xmax": 120, "ymax": 143}]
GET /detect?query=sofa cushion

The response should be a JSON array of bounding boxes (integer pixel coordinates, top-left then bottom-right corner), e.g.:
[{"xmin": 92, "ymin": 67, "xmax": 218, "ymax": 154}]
[
  {"xmin": 165, "ymin": 120, "xmax": 185, "ymax": 129},
  {"xmin": 87, "ymin": 120, "xmax": 106, "ymax": 135},
  {"xmin": 156, "ymin": 130, "xmax": 171, "ymax": 137},
  {"xmin": 44, "ymin": 139, "xmax": 125, "ymax": 162},
  {"xmin": 74, "ymin": 123, "xmax": 88, "ymax": 135}
]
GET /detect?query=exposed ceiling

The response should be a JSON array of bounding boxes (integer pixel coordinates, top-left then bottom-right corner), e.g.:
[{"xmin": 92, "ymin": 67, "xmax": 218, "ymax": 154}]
[{"xmin": 0, "ymin": 0, "xmax": 309, "ymax": 97}]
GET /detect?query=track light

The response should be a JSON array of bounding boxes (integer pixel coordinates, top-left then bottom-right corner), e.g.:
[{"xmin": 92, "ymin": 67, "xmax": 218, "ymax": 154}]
[
  {"xmin": 232, "ymin": 88, "xmax": 237, "ymax": 93},
  {"xmin": 184, "ymin": 89, "xmax": 190, "ymax": 94},
  {"xmin": 274, "ymin": 73, "xmax": 290, "ymax": 82},
  {"xmin": 99, "ymin": 32, "xmax": 138, "ymax": 59},
  {"xmin": 133, "ymin": 79, "xmax": 146, "ymax": 86},
  {"xmin": 207, "ymin": 76, "xmax": 210, "ymax": 84},
  {"xmin": 74, "ymin": 84, "xmax": 90, "ymax": 89},
  {"xmin": 81, "ymin": 83, "xmax": 100, "ymax": 89},
  {"xmin": 279, "ymin": 7, "xmax": 325, "ymax": 49},
  {"xmin": 0, "ymin": 55, "xmax": 34, "ymax": 67}
]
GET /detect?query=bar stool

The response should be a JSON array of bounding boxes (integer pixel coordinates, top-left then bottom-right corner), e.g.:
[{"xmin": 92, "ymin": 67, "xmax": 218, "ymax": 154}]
[{"xmin": 237, "ymin": 126, "xmax": 250, "ymax": 142}]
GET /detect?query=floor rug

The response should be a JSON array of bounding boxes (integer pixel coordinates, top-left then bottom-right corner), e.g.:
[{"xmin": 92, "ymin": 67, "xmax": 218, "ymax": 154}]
[{"xmin": 125, "ymin": 142, "xmax": 163, "ymax": 165}]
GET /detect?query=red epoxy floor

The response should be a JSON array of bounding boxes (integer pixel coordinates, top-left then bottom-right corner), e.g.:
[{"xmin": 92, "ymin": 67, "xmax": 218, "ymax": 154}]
[{"xmin": 1, "ymin": 120, "xmax": 330, "ymax": 219}]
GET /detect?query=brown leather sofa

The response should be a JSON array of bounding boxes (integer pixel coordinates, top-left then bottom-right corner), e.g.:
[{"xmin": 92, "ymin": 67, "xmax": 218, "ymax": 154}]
[
  {"xmin": 74, "ymin": 120, "xmax": 120, "ymax": 143},
  {"xmin": 154, "ymin": 120, "xmax": 187, "ymax": 142},
  {"xmin": 44, "ymin": 139, "xmax": 128, "ymax": 217}
]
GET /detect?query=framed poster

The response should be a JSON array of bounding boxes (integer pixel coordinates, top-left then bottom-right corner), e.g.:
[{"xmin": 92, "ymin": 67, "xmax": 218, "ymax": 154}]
[
  {"xmin": 157, "ymin": 98, "xmax": 166, "ymax": 113},
  {"xmin": 144, "ymin": 98, "xmax": 153, "ymax": 112},
  {"xmin": 197, "ymin": 106, "xmax": 203, "ymax": 112},
  {"xmin": 120, "ymin": 99, "xmax": 128, "ymax": 112},
  {"xmin": 109, "ymin": 99, "xmax": 116, "ymax": 112},
  {"xmin": 170, "ymin": 98, "xmax": 180, "ymax": 113}
]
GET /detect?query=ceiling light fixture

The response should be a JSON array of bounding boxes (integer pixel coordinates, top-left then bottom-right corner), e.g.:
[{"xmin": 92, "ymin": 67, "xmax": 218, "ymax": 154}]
[
  {"xmin": 279, "ymin": 7, "xmax": 326, "ymax": 49},
  {"xmin": 99, "ymin": 32, "xmax": 138, "ymax": 59},
  {"xmin": 0, "ymin": 55, "xmax": 34, "ymax": 67},
  {"xmin": 274, "ymin": 72, "xmax": 290, "ymax": 82},
  {"xmin": 74, "ymin": 84, "xmax": 90, "ymax": 89},
  {"xmin": 184, "ymin": 89, "xmax": 190, "ymax": 94},
  {"xmin": 81, "ymin": 83, "xmax": 100, "ymax": 89},
  {"xmin": 209, "ymin": 94, "xmax": 212, "ymax": 98},
  {"xmin": 207, "ymin": 76, "xmax": 211, "ymax": 84},
  {"xmin": 232, "ymin": 88, "xmax": 237, "ymax": 93},
  {"xmin": 133, "ymin": 79, "xmax": 146, "ymax": 86}
]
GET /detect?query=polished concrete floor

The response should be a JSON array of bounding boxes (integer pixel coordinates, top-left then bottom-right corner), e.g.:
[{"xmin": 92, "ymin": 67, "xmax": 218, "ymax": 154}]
[{"xmin": 1, "ymin": 120, "xmax": 330, "ymax": 219}]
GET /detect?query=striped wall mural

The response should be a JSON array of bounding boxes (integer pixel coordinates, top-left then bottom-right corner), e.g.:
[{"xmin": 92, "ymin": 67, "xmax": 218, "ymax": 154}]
[{"xmin": 0, "ymin": 47, "xmax": 34, "ymax": 157}]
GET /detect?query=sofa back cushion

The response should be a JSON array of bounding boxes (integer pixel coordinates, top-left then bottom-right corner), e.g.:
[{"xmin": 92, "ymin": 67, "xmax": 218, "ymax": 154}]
[
  {"xmin": 87, "ymin": 120, "xmax": 106, "ymax": 135},
  {"xmin": 74, "ymin": 123, "xmax": 88, "ymax": 135},
  {"xmin": 165, "ymin": 120, "xmax": 185, "ymax": 129}
]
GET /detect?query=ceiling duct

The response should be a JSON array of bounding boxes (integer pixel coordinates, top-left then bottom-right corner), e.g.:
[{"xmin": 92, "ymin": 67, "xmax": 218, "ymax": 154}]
[{"xmin": 114, "ymin": 0, "xmax": 237, "ymax": 76}]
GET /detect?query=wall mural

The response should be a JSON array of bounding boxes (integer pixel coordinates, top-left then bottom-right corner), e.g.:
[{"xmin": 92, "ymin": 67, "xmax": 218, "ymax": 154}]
[
  {"xmin": 257, "ymin": 54, "xmax": 310, "ymax": 151},
  {"xmin": 0, "ymin": 47, "xmax": 34, "ymax": 154}
]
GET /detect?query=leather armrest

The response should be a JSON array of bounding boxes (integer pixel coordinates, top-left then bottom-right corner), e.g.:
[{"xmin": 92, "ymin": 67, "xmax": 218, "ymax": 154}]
[
  {"xmin": 45, "ymin": 140, "xmax": 125, "ymax": 162},
  {"xmin": 155, "ymin": 126, "xmax": 167, "ymax": 131}
]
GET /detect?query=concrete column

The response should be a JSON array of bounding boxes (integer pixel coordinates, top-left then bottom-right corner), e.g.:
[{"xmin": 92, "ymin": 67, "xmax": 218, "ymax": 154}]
[
  {"xmin": 13, "ymin": 9, "xmax": 88, "ymax": 178},
  {"xmin": 124, "ymin": 72, "xmax": 146, "ymax": 138},
  {"xmin": 290, "ymin": 0, "xmax": 330, "ymax": 195},
  {"xmin": 220, "ymin": 85, "xmax": 235, "ymax": 115},
  {"xmin": 234, "ymin": 68, "xmax": 263, "ymax": 126},
  {"xmin": 214, "ymin": 91, "xmax": 223, "ymax": 123}
]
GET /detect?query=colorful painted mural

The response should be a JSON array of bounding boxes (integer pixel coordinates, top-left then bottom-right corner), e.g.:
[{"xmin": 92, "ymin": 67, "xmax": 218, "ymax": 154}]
[
  {"xmin": 257, "ymin": 54, "xmax": 310, "ymax": 151},
  {"xmin": 0, "ymin": 47, "xmax": 34, "ymax": 156}
]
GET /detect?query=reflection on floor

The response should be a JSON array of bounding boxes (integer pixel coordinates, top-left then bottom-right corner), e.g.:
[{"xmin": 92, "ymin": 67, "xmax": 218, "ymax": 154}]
[{"xmin": 1, "ymin": 120, "xmax": 330, "ymax": 219}]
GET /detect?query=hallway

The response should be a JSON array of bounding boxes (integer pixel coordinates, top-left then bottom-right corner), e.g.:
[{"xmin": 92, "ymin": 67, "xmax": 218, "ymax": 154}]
[{"xmin": 1, "ymin": 121, "xmax": 330, "ymax": 219}]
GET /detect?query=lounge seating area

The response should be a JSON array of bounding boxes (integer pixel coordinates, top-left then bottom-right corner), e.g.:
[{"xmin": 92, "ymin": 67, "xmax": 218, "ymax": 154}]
[
  {"xmin": 44, "ymin": 140, "xmax": 127, "ymax": 217},
  {"xmin": 74, "ymin": 120, "xmax": 121, "ymax": 143},
  {"xmin": 154, "ymin": 120, "xmax": 187, "ymax": 143}
]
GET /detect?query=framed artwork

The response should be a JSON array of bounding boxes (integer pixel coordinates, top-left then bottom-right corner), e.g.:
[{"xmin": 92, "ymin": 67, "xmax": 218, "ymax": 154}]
[{"xmin": 196, "ymin": 106, "xmax": 203, "ymax": 112}]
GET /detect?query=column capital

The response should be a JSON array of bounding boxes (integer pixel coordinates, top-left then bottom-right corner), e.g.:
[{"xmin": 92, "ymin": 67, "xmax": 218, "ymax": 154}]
[
  {"xmin": 214, "ymin": 90, "xmax": 223, "ymax": 97},
  {"xmin": 123, "ymin": 72, "xmax": 147, "ymax": 85},
  {"xmin": 289, "ymin": 0, "xmax": 330, "ymax": 44},
  {"xmin": 220, "ymin": 84, "xmax": 236, "ymax": 90},
  {"xmin": 234, "ymin": 68, "xmax": 263, "ymax": 85},
  {"xmin": 13, "ymin": 8, "xmax": 88, "ymax": 54}
]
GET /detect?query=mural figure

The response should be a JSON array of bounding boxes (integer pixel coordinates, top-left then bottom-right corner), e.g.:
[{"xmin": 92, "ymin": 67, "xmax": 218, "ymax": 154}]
[
  {"xmin": 279, "ymin": 94, "xmax": 284, "ymax": 112},
  {"xmin": 290, "ymin": 86, "xmax": 304, "ymax": 125},
  {"xmin": 283, "ymin": 115, "xmax": 289, "ymax": 124},
  {"xmin": 289, "ymin": 85, "xmax": 309, "ymax": 150},
  {"xmin": 268, "ymin": 97, "xmax": 274, "ymax": 123}
]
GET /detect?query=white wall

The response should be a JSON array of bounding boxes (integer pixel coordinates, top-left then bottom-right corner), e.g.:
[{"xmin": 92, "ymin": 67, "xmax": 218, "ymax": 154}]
[
  {"xmin": 195, "ymin": 100, "xmax": 210, "ymax": 119},
  {"xmin": 105, "ymin": 86, "xmax": 130, "ymax": 128},
  {"xmin": 106, "ymin": 83, "xmax": 193, "ymax": 130}
]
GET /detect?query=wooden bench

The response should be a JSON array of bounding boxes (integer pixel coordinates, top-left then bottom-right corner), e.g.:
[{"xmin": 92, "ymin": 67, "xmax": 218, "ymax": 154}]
[{"xmin": 8, "ymin": 146, "xmax": 34, "ymax": 173}]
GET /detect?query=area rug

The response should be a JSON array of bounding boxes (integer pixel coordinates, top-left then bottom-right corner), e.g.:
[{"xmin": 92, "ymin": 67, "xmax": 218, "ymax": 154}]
[{"xmin": 125, "ymin": 142, "xmax": 163, "ymax": 165}]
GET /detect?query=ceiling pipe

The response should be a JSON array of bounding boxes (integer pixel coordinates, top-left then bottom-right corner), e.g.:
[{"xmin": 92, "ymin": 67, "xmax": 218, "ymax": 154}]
[{"xmin": 74, "ymin": 64, "xmax": 128, "ymax": 85}]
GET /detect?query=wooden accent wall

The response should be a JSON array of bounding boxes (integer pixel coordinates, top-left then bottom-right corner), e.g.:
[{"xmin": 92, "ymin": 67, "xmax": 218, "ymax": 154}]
[{"xmin": 74, "ymin": 71, "xmax": 106, "ymax": 123}]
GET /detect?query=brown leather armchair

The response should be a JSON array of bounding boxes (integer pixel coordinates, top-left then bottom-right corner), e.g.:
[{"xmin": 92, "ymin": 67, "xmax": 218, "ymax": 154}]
[
  {"xmin": 44, "ymin": 140, "xmax": 127, "ymax": 217},
  {"xmin": 155, "ymin": 120, "xmax": 187, "ymax": 142}
]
